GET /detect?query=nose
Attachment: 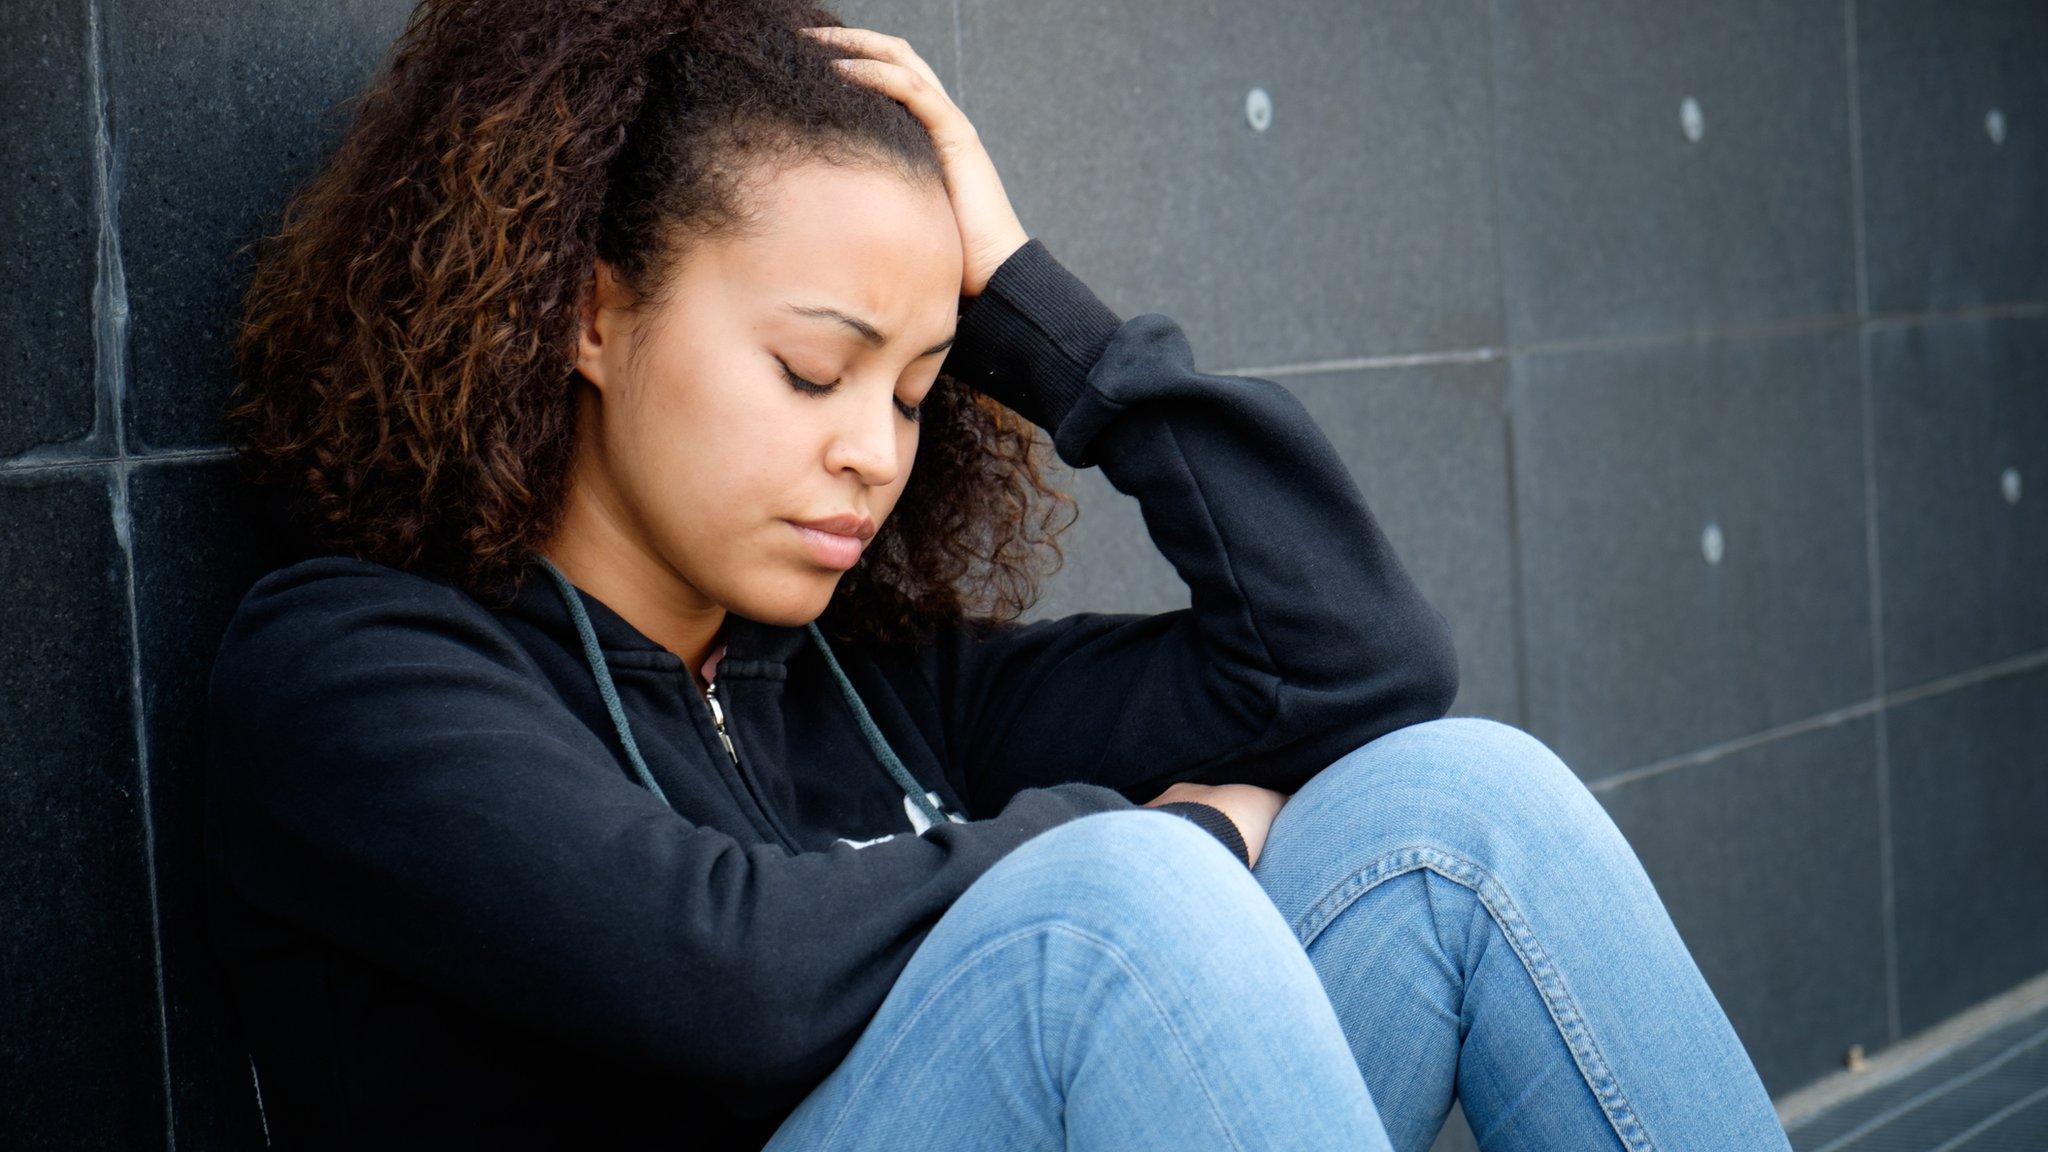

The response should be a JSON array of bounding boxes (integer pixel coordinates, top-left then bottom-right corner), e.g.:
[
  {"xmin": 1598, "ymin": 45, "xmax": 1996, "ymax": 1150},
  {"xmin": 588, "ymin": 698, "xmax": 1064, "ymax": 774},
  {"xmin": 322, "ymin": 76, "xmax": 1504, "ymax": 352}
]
[{"xmin": 822, "ymin": 387, "xmax": 907, "ymax": 488}]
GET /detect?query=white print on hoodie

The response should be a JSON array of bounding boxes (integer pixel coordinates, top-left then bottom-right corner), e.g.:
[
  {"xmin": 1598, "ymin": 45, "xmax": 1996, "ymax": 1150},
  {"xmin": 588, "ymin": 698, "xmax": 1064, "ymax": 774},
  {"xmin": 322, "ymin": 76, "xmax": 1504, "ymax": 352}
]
[{"xmin": 836, "ymin": 790, "xmax": 967, "ymax": 849}]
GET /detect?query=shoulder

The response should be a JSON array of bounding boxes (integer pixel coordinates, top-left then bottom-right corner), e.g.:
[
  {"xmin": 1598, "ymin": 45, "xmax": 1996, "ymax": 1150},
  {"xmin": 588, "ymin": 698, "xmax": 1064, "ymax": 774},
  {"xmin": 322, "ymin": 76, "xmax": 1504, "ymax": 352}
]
[
  {"xmin": 236, "ymin": 553, "xmax": 477, "ymax": 612},
  {"xmin": 212, "ymin": 555, "xmax": 526, "ymax": 700},
  {"xmin": 224, "ymin": 554, "xmax": 498, "ymax": 643}
]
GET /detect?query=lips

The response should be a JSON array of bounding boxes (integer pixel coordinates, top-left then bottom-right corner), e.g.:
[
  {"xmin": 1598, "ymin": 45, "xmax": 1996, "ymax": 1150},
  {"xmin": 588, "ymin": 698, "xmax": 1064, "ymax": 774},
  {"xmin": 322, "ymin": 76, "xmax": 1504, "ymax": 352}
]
[
  {"xmin": 788, "ymin": 513, "xmax": 876, "ymax": 541},
  {"xmin": 786, "ymin": 514, "xmax": 874, "ymax": 570}
]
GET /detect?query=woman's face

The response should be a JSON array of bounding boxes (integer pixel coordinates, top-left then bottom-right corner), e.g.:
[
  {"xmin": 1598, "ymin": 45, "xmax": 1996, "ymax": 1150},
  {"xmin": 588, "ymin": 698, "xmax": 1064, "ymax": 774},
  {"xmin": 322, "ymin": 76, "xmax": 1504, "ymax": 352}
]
[{"xmin": 570, "ymin": 159, "xmax": 963, "ymax": 628}]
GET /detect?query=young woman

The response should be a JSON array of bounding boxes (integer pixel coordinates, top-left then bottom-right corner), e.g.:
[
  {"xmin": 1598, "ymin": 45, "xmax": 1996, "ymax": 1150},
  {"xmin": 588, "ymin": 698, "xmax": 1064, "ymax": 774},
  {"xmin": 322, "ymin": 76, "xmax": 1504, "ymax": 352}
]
[{"xmin": 205, "ymin": 1, "xmax": 1794, "ymax": 1148}]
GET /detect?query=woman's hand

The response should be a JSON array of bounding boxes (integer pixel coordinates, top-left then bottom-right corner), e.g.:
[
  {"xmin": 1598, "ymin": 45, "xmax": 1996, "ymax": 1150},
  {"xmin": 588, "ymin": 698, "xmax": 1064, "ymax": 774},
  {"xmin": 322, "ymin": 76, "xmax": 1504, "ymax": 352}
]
[
  {"xmin": 799, "ymin": 25, "xmax": 1030, "ymax": 299},
  {"xmin": 1143, "ymin": 782, "xmax": 1289, "ymax": 869}
]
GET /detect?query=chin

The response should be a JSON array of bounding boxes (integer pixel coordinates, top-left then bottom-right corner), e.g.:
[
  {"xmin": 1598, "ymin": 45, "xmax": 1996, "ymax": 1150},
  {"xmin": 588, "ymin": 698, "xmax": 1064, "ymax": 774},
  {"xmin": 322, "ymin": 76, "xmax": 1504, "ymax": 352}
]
[{"xmin": 727, "ymin": 570, "xmax": 841, "ymax": 627}]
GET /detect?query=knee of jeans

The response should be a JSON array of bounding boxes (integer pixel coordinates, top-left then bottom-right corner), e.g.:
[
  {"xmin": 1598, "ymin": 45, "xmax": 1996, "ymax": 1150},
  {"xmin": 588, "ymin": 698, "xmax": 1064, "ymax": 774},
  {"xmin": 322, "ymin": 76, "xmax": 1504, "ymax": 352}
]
[
  {"xmin": 962, "ymin": 808, "xmax": 1276, "ymax": 946},
  {"xmin": 1280, "ymin": 716, "xmax": 1622, "ymax": 869}
]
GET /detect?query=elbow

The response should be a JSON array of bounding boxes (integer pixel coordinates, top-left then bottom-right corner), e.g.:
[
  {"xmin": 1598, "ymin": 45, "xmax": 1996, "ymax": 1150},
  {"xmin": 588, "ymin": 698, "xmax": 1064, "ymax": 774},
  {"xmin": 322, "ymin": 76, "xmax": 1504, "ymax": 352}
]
[
  {"xmin": 1339, "ymin": 621, "xmax": 1459, "ymax": 758},
  {"xmin": 1351, "ymin": 604, "xmax": 1460, "ymax": 735},
  {"xmin": 1419, "ymin": 604, "xmax": 1461, "ymax": 719},
  {"xmin": 1417, "ymin": 654, "xmax": 1460, "ymax": 723}
]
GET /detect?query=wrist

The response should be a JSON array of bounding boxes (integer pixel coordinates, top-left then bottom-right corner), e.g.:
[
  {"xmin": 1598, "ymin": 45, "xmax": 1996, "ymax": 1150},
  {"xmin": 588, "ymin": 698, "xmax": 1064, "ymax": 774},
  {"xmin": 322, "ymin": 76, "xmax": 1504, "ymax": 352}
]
[
  {"xmin": 939, "ymin": 237, "xmax": 1123, "ymax": 433},
  {"xmin": 1151, "ymin": 801, "xmax": 1252, "ymax": 869}
]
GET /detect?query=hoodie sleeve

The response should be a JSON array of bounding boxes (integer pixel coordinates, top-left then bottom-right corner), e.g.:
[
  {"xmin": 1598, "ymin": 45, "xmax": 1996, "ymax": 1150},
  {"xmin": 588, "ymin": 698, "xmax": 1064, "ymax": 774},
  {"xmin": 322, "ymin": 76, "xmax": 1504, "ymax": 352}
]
[
  {"xmin": 203, "ymin": 560, "xmax": 1136, "ymax": 1093},
  {"xmin": 932, "ymin": 239, "xmax": 1461, "ymax": 816}
]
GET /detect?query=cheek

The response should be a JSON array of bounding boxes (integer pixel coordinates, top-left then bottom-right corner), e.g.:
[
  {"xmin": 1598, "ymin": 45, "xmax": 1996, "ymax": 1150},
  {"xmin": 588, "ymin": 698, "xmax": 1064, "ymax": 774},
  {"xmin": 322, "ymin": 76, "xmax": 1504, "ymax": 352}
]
[{"xmin": 620, "ymin": 359, "xmax": 814, "ymax": 534}]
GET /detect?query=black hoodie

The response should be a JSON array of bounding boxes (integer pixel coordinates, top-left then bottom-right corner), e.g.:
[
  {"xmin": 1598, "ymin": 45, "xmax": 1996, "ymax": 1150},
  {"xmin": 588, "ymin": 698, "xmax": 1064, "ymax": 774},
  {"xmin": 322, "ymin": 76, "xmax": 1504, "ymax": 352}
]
[{"xmin": 202, "ymin": 237, "xmax": 1460, "ymax": 1149}]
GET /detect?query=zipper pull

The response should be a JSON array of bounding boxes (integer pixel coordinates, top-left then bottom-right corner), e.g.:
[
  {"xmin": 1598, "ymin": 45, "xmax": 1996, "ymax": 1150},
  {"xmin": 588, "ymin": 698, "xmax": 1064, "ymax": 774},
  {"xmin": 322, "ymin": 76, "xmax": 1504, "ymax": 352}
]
[{"xmin": 704, "ymin": 679, "xmax": 739, "ymax": 766}]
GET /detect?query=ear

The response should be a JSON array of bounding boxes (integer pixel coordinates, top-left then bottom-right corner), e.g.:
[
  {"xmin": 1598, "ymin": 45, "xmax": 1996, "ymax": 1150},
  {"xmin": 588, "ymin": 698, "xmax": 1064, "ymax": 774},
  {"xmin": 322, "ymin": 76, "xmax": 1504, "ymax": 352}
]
[{"xmin": 575, "ymin": 259, "xmax": 630, "ymax": 394}]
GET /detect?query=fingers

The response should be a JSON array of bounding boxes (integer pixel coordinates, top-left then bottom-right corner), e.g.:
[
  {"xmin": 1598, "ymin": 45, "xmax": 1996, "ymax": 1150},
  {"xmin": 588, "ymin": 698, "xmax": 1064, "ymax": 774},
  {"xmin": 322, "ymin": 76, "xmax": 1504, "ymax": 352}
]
[
  {"xmin": 796, "ymin": 22, "xmax": 1025, "ymax": 298},
  {"xmin": 798, "ymin": 26, "xmax": 951, "ymax": 101}
]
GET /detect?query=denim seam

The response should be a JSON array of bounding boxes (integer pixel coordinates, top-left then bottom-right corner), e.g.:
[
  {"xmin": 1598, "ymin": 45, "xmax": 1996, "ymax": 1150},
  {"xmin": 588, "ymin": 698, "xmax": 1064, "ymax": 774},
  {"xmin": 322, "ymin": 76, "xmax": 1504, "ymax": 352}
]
[
  {"xmin": 815, "ymin": 921, "xmax": 1250, "ymax": 1151},
  {"xmin": 1289, "ymin": 844, "xmax": 1656, "ymax": 1152}
]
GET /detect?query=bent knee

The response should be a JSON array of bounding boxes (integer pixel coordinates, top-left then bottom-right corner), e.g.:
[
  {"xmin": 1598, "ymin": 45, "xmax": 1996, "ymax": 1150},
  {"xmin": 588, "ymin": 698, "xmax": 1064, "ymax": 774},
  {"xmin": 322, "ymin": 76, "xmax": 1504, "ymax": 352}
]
[
  {"xmin": 1006, "ymin": 807, "xmax": 1250, "ymax": 889},
  {"xmin": 960, "ymin": 809, "xmax": 1276, "ymax": 943},
  {"xmin": 1286, "ymin": 717, "xmax": 1616, "ymax": 856}
]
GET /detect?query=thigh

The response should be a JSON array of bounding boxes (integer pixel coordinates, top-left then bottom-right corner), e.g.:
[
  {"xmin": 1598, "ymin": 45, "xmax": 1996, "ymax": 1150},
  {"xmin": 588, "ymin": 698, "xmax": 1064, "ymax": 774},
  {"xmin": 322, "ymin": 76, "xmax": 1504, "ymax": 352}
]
[
  {"xmin": 765, "ymin": 809, "xmax": 1394, "ymax": 1152},
  {"xmin": 756, "ymin": 909, "xmax": 1067, "ymax": 1152}
]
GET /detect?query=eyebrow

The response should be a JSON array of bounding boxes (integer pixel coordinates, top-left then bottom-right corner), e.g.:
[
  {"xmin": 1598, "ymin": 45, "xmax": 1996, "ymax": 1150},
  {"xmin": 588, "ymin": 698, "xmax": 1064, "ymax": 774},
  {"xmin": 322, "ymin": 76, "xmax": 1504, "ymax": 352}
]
[{"xmin": 784, "ymin": 303, "xmax": 956, "ymax": 358}]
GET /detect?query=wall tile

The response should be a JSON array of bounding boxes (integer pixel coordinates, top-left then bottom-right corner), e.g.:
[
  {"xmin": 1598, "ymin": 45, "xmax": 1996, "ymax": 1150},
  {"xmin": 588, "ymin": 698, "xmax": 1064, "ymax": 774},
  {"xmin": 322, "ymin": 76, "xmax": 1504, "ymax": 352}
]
[
  {"xmin": 130, "ymin": 460, "xmax": 295, "ymax": 1150},
  {"xmin": 1022, "ymin": 458, "xmax": 1186, "ymax": 622},
  {"xmin": 0, "ymin": 0, "xmax": 98, "ymax": 457},
  {"xmin": 0, "ymin": 471, "xmax": 163, "ymax": 1148},
  {"xmin": 1492, "ymin": 0, "xmax": 1855, "ymax": 344},
  {"xmin": 1512, "ymin": 331, "xmax": 1872, "ymax": 778},
  {"xmin": 1856, "ymin": 0, "xmax": 2048, "ymax": 315},
  {"xmin": 111, "ymin": 0, "xmax": 417, "ymax": 450},
  {"xmin": 1871, "ymin": 314, "xmax": 2048, "ymax": 691},
  {"xmin": 1597, "ymin": 716, "xmax": 1890, "ymax": 1096},
  {"xmin": 1887, "ymin": 663, "xmax": 2048, "ymax": 1035},
  {"xmin": 957, "ymin": 0, "xmax": 1502, "ymax": 368}
]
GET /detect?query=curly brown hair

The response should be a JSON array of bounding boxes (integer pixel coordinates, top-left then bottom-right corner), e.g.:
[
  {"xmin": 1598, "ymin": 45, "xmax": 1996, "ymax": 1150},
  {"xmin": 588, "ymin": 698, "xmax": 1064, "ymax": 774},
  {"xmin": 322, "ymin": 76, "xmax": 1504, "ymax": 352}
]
[{"xmin": 224, "ymin": 0, "xmax": 1077, "ymax": 650}]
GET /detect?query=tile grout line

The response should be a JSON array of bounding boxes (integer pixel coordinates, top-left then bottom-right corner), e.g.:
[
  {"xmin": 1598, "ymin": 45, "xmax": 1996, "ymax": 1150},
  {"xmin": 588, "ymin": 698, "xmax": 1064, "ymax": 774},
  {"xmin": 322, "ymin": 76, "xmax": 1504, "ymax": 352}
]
[
  {"xmin": 1590, "ymin": 698, "xmax": 1881, "ymax": 793},
  {"xmin": 85, "ymin": 0, "xmax": 177, "ymax": 1144},
  {"xmin": 1884, "ymin": 644, "xmax": 2048, "ymax": 708},
  {"xmin": 1479, "ymin": 0, "xmax": 1532, "ymax": 733},
  {"xmin": 1843, "ymin": 0, "xmax": 1872, "ymax": 322},
  {"xmin": 0, "ymin": 445, "xmax": 237, "ymax": 475},
  {"xmin": 1840, "ymin": 0, "xmax": 1902, "ymax": 1047},
  {"xmin": 1925, "ymin": 1079, "xmax": 2048, "ymax": 1152},
  {"xmin": 110, "ymin": 470, "xmax": 174, "ymax": 1137},
  {"xmin": 3, "ymin": 296, "xmax": 2045, "ymax": 474},
  {"xmin": 1802, "ymin": 1020, "xmax": 2048, "ymax": 1152},
  {"xmin": 1589, "ymin": 643, "xmax": 2048, "ymax": 793},
  {"xmin": 1777, "ymin": 968, "xmax": 2048, "ymax": 1128},
  {"xmin": 1501, "ymin": 394, "xmax": 1530, "ymax": 730},
  {"xmin": 6, "ymin": 301, "xmax": 2048, "ymax": 473},
  {"xmin": 1220, "ymin": 299, "xmax": 2047, "ymax": 381}
]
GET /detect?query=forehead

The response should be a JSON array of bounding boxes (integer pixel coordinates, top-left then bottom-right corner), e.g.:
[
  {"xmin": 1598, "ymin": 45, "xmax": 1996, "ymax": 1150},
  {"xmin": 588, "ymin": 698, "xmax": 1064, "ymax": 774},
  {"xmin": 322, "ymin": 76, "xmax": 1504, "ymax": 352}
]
[{"xmin": 702, "ymin": 159, "xmax": 963, "ymax": 334}]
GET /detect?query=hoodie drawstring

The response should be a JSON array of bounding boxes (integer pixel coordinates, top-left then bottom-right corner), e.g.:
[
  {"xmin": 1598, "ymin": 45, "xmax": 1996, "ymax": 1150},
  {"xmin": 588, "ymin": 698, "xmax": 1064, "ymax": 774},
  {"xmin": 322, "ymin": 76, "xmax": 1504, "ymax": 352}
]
[{"xmin": 535, "ymin": 556, "xmax": 948, "ymax": 830}]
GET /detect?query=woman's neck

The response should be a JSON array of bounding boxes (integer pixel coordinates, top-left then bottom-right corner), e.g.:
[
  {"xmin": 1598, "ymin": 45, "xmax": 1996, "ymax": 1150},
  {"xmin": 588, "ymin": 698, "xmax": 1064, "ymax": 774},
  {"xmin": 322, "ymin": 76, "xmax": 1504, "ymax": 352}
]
[{"xmin": 541, "ymin": 500, "xmax": 727, "ymax": 693}]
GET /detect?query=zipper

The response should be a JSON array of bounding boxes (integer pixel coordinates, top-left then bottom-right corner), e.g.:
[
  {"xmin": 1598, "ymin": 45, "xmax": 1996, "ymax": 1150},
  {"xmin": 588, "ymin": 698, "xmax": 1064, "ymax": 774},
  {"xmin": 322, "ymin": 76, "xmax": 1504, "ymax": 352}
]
[
  {"xmin": 699, "ymin": 675, "xmax": 802, "ymax": 853},
  {"xmin": 704, "ymin": 679, "xmax": 738, "ymax": 766}
]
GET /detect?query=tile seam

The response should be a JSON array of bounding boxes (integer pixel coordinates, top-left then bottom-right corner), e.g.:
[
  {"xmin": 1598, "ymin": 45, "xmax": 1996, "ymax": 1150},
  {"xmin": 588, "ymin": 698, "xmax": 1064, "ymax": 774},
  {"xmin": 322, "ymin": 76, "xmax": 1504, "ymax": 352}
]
[
  {"xmin": 1839, "ymin": 0, "xmax": 1901, "ymax": 1046},
  {"xmin": 85, "ymin": 0, "xmax": 178, "ymax": 1142},
  {"xmin": 1588, "ymin": 644, "xmax": 2048, "ymax": 793}
]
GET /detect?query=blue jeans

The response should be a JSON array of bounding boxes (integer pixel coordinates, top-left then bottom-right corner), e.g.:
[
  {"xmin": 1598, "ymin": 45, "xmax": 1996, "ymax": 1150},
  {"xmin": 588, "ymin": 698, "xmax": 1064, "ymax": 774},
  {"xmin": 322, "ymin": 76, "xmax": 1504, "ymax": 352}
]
[{"xmin": 761, "ymin": 717, "xmax": 1794, "ymax": 1151}]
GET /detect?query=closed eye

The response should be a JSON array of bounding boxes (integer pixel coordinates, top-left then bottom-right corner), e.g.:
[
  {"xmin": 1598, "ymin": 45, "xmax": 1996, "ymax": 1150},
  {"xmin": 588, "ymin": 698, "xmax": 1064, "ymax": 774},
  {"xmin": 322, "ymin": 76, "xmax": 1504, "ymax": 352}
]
[{"xmin": 780, "ymin": 359, "xmax": 923, "ymax": 423}]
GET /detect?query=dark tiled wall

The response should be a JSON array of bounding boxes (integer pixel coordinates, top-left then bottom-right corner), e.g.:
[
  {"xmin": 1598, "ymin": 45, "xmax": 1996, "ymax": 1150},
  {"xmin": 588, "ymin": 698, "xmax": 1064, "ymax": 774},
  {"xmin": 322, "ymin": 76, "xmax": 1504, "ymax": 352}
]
[{"xmin": 2, "ymin": 0, "xmax": 2042, "ymax": 1146}]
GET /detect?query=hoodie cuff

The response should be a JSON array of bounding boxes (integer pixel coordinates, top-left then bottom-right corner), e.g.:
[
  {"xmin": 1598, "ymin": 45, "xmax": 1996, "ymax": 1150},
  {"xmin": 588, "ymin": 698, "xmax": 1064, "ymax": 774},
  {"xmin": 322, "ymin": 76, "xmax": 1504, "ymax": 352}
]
[
  {"xmin": 1151, "ymin": 801, "xmax": 1253, "ymax": 869},
  {"xmin": 939, "ymin": 237, "xmax": 1125, "ymax": 435}
]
